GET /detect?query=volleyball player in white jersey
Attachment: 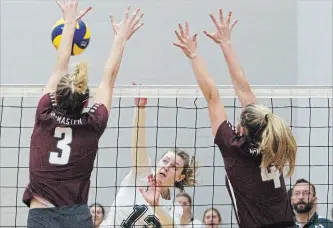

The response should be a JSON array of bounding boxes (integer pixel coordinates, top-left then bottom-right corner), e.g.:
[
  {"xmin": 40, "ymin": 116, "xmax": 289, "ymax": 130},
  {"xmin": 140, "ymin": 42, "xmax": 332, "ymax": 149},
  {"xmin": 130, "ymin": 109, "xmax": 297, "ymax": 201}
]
[{"xmin": 101, "ymin": 96, "xmax": 199, "ymax": 227}]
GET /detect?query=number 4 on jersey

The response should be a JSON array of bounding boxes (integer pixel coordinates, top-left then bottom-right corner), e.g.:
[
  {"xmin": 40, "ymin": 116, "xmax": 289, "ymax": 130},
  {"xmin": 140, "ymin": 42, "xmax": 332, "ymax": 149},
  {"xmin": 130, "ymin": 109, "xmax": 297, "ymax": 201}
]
[
  {"xmin": 49, "ymin": 127, "xmax": 72, "ymax": 165},
  {"xmin": 261, "ymin": 166, "xmax": 281, "ymax": 188}
]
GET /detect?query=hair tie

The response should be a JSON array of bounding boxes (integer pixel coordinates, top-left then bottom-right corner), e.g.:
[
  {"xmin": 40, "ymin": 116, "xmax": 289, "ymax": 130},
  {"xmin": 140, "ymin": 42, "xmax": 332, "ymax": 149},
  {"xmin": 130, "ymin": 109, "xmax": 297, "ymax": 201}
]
[{"xmin": 70, "ymin": 80, "xmax": 75, "ymax": 93}]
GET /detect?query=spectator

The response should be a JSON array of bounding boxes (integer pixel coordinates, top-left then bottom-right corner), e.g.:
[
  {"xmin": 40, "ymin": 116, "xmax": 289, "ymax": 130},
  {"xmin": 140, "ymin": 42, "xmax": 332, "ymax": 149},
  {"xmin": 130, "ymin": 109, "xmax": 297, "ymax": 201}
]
[
  {"xmin": 89, "ymin": 203, "xmax": 105, "ymax": 228},
  {"xmin": 291, "ymin": 179, "xmax": 333, "ymax": 227},
  {"xmin": 176, "ymin": 192, "xmax": 204, "ymax": 227},
  {"xmin": 202, "ymin": 208, "xmax": 222, "ymax": 228}
]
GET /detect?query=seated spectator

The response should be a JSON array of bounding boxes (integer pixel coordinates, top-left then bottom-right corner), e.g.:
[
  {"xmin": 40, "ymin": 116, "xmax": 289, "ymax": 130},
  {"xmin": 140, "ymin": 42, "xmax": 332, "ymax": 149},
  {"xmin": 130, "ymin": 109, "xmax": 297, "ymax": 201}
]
[
  {"xmin": 177, "ymin": 192, "xmax": 204, "ymax": 227},
  {"xmin": 291, "ymin": 179, "xmax": 333, "ymax": 227},
  {"xmin": 89, "ymin": 203, "xmax": 105, "ymax": 228},
  {"xmin": 202, "ymin": 208, "xmax": 222, "ymax": 228}
]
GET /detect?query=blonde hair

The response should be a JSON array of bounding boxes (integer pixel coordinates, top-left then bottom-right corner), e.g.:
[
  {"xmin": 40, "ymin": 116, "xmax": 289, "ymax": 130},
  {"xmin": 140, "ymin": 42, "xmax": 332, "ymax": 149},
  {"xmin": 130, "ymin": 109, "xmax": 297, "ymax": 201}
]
[
  {"xmin": 240, "ymin": 104, "xmax": 297, "ymax": 176},
  {"xmin": 56, "ymin": 61, "xmax": 89, "ymax": 115},
  {"xmin": 165, "ymin": 149, "xmax": 199, "ymax": 191}
]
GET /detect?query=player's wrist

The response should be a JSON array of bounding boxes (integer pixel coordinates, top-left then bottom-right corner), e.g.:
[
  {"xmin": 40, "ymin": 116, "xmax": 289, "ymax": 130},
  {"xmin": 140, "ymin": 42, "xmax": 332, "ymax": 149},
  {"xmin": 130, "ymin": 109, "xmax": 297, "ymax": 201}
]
[
  {"xmin": 150, "ymin": 200, "xmax": 159, "ymax": 207},
  {"xmin": 188, "ymin": 52, "xmax": 197, "ymax": 60},
  {"xmin": 63, "ymin": 19, "xmax": 76, "ymax": 24},
  {"xmin": 220, "ymin": 41, "xmax": 232, "ymax": 50},
  {"xmin": 114, "ymin": 36, "xmax": 127, "ymax": 45}
]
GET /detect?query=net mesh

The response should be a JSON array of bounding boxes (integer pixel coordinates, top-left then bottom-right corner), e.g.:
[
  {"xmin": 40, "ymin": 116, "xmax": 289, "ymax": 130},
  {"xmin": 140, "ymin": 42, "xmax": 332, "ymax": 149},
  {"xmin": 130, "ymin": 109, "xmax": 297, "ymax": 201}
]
[{"xmin": 0, "ymin": 85, "xmax": 332, "ymax": 227}]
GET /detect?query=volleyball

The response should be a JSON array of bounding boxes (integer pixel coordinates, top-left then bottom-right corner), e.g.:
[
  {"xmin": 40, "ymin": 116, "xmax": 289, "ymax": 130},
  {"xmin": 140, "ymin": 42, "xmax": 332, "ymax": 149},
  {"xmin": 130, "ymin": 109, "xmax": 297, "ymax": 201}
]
[{"xmin": 51, "ymin": 19, "xmax": 91, "ymax": 56}]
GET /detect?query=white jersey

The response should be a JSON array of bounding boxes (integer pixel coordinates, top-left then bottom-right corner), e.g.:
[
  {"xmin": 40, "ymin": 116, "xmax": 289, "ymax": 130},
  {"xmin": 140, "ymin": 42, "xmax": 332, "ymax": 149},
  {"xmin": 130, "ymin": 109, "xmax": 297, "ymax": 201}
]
[
  {"xmin": 180, "ymin": 219, "xmax": 204, "ymax": 228},
  {"xmin": 101, "ymin": 165, "xmax": 183, "ymax": 227}
]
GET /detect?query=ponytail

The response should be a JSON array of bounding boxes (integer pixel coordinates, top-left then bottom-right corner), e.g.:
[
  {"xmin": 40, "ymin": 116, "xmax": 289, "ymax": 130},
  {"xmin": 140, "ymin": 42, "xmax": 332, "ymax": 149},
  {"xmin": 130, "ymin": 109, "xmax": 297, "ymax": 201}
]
[
  {"xmin": 71, "ymin": 61, "xmax": 88, "ymax": 94},
  {"xmin": 259, "ymin": 113, "xmax": 297, "ymax": 176},
  {"xmin": 241, "ymin": 104, "xmax": 297, "ymax": 177}
]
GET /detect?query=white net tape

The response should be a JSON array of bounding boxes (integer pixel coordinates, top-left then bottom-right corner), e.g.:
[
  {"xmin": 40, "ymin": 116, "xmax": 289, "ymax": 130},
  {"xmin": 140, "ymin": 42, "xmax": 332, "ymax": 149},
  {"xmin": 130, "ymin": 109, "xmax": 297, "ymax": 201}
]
[{"xmin": 1, "ymin": 84, "xmax": 332, "ymax": 98}]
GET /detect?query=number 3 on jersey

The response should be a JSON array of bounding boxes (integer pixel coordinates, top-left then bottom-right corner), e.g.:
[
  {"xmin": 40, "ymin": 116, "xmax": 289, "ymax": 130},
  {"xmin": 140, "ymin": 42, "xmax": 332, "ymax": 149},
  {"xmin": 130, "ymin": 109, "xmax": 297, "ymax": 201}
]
[{"xmin": 49, "ymin": 127, "xmax": 72, "ymax": 165}]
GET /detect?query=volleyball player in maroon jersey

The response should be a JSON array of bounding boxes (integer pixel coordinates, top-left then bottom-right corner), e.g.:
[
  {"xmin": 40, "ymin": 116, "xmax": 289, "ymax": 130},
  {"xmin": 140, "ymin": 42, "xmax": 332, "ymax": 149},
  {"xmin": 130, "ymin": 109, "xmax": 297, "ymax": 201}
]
[
  {"xmin": 23, "ymin": 1, "xmax": 144, "ymax": 227},
  {"xmin": 174, "ymin": 9, "xmax": 297, "ymax": 228}
]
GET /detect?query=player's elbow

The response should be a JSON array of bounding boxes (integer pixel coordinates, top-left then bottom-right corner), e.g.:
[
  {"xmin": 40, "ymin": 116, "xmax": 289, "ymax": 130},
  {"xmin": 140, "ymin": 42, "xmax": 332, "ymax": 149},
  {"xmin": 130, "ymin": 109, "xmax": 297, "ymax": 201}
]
[
  {"xmin": 100, "ymin": 76, "xmax": 116, "ymax": 90},
  {"xmin": 235, "ymin": 86, "xmax": 256, "ymax": 107},
  {"xmin": 205, "ymin": 87, "xmax": 220, "ymax": 105}
]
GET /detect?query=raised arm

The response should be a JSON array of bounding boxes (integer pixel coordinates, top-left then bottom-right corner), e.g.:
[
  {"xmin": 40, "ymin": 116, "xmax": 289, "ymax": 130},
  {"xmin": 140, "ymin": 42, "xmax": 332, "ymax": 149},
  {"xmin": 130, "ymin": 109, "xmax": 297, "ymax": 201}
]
[
  {"xmin": 44, "ymin": 0, "xmax": 91, "ymax": 95},
  {"xmin": 173, "ymin": 23, "xmax": 227, "ymax": 137},
  {"xmin": 131, "ymin": 96, "xmax": 150, "ymax": 176},
  {"xmin": 204, "ymin": 9, "xmax": 256, "ymax": 107},
  {"xmin": 94, "ymin": 6, "xmax": 144, "ymax": 111}
]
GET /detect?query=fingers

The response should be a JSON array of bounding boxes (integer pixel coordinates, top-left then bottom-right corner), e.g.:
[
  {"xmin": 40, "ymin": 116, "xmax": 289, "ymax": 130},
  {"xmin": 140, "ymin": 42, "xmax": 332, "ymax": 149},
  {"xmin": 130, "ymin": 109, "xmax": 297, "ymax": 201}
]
[
  {"xmin": 55, "ymin": 0, "xmax": 63, "ymax": 9},
  {"xmin": 148, "ymin": 174, "xmax": 154, "ymax": 186},
  {"xmin": 129, "ymin": 14, "xmax": 144, "ymax": 37},
  {"xmin": 77, "ymin": 6, "xmax": 92, "ymax": 20},
  {"xmin": 72, "ymin": 0, "xmax": 78, "ymax": 10},
  {"xmin": 192, "ymin": 33, "xmax": 198, "ymax": 43},
  {"xmin": 147, "ymin": 174, "xmax": 160, "ymax": 187},
  {"xmin": 174, "ymin": 25, "xmax": 198, "ymax": 58},
  {"xmin": 219, "ymin": 8, "xmax": 224, "ymax": 24},
  {"xmin": 133, "ymin": 82, "xmax": 148, "ymax": 107},
  {"xmin": 173, "ymin": 42, "xmax": 186, "ymax": 49},
  {"xmin": 185, "ymin": 21, "xmax": 190, "ymax": 36},
  {"xmin": 178, "ymin": 23, "xmax": 186, "ymax": 38},
  {"xmin": 127, "ymin": 22, "xmax": 144, "ymax": 40},
  {"xmin": 203, "ymin": 31, "xmax": 215, "ymax": 41},
  {"xmin": 209, "ymin": 13, "xmax": 220, "ymax": 30},
  {"xmin": 128, "ymin": 8, "xmax": 141, "ymax": 26},
  {"xmin": 140, "ymin": 98, "xmax": 148, "ymax": 106},
  {"xmin": 124, "ymin": 5, "xmax": 130, "ymax": 21},
  {"xmin": 230, "ymin": 20, "xmax": 238, "ymax": 31},
  {"xmin": 155, "ymin": 180, "xmax": 162, "ymax": 194},
  {"xmin": 210, "ymin": 9, "xmax": 234, "ymax": 28},
  {"xmin": 133, "ymin": 22, "xmax": 144, "ymax": 33},
  {"xmin": 110, "ymin": 15, "xmax": 116, "ymax": 33},
  {"xmin": 131, "ymin": 13, "xmax": 144, "ymax": 29},
  {"xmin": 110, "ymin": 15, "xmax": 115, "ymax": 25},
  {"xmin": 121, "ymin": 7, "xmax": 144, "ymax": 39},
  {"xmin": 174, "ymin": 30, "xmax": 185, "ymax": 44},
  {"xmin": 57, "ymin": 0, "xmax": 88, "ymax": 19},
  {"xmin": 226, "ymin": 11, "xmax": 232, "ymax": 25},
  {"xmin": 139, "ymin": 188, "xmax": 145, "ymax": 194},
  {"xmin": 60, "ymin": 0, "xmax": 77, "ymax": 10}
]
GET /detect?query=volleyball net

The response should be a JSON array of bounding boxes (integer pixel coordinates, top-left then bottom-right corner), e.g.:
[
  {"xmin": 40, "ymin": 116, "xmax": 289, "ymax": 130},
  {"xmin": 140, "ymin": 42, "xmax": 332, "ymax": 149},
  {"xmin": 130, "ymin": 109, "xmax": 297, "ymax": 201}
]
[{"xmin": 0, "ymin": 85, "xmax": 332, "ymax": 227}]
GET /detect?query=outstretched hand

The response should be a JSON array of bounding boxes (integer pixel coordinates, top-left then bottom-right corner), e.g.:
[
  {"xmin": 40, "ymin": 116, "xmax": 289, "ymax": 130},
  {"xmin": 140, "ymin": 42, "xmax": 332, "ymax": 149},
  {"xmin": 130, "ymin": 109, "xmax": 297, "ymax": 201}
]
[
  {"xmin": 204, "ymin": 9, "xmax": 238, "ymax": 45},
  {"xmin": 139, "ymin": 174, "xmax": 161, "ymax": 206},
  {"xmin": 133, "ymin": 82, "xmax": 147, "ymax": 108},
  {"xmin": 111, "ymin": 5, "xmax": 144, "ymax": 41},
  {"xmin": 173, "ymin": 22, "xmax": 198, "ymax": 59},
  {"xmin": 56, "ymin": 0, "xmax": 92, "ymax": 22}
]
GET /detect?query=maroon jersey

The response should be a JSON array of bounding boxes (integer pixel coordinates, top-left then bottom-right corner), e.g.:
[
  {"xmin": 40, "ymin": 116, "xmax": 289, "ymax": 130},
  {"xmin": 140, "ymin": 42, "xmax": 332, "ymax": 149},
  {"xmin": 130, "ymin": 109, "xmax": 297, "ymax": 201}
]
[
  {"xmin": 23, "ymin": 93, "xmax": 108, "ymax": 207},
  {"xmin": 214, "ymin": 120, "xmax": 295, "ymax": 228}
]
